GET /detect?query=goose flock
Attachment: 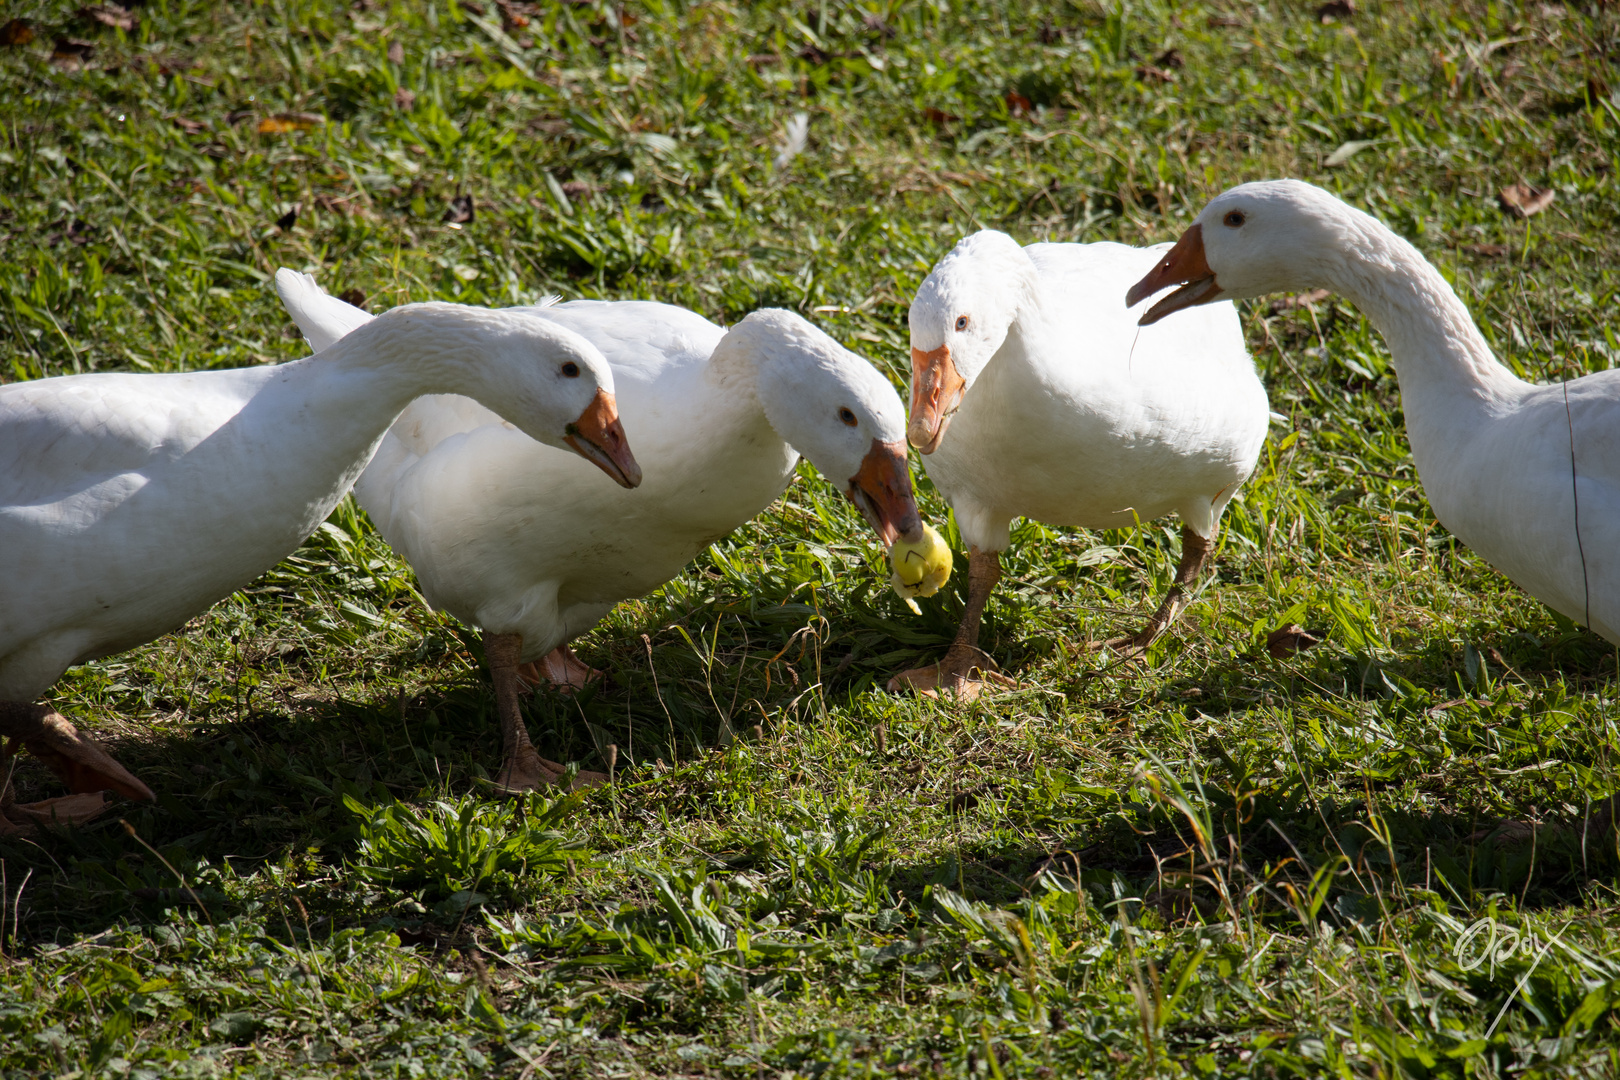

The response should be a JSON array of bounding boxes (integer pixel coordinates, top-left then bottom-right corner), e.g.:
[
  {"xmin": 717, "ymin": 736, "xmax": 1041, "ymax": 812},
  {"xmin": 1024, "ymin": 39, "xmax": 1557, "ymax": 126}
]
[{"xmin": 2, "ymin": 179, "xmax": 1613, "ymax": 831}]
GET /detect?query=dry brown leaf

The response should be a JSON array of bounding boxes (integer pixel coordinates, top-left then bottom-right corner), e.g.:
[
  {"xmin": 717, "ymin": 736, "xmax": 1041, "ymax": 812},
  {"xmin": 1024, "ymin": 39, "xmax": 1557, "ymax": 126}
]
[
  {"xmin": 387, "ymin": 39, "xmax": 404, "ymax": 65},
  {"xmin": 0, "ymin": 18, "xmax": 34, "ymax": 46},
  {"xmin": 257, "ymin": 112, "xmax": 324, "ymax": 134},
  {"xmin": 1466, "ymin": 242, "xmax": 1509, "ymax": 258},
  {"xmin": 393, "ymin": 87, "xmax": 416, "ymax": 111},
  {"xmin": 1268, "ymin": 288, "xmax": 1332, "ymax": 314},
  {"xmin": 172, "ymin": 116, "xmax": 207, "ymax": 134},
  {"xmin": 1005, "ymin": 90, "xmax": 1034, "ymax": 116},
  {"xmin": 443, "ymin": 194, "xmax": 474, "ymax": 224},
  {"xmin": 52, "ymin": 37, "xmax": 95, "ymax": 65},
  {"xmin": 1135, "ymin": 65, "xmax": 1174, "ymax": 84},
  {"xmin": 1267, "ymin": 625, "xmax": 1325, "ymax": 658},
  {"xmin": 77, "ymin": 4, "xmax": 138, "ymax": 31},
  {"xmin": 1499, "ymin": 182, "xmax": 1555, "ymax": 219}
]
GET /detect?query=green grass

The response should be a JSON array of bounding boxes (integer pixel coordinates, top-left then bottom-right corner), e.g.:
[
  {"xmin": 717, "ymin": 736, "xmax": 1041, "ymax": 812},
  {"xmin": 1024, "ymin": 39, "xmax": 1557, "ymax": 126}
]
[{"xmin": 3, "ymin": 0, "xmax": 1620, "ymax": 1075}]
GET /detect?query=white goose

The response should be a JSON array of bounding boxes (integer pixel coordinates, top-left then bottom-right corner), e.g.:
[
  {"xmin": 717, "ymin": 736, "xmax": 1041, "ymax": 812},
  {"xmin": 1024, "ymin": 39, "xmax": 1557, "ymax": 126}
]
[
  {"xmin": 277, "ymin": 278, "xmax": 923, "ymax": 793},
  {"xmin": 890, "ymin": 230, "xmax": 1270, "ymax": 697},
  {"xmin": 1128, "ymin": 179, "xmax": 1619, "ymax": 644},
  {"xmin": 0, "ymin": 289, "xmax": 638, "ymax": 833}
]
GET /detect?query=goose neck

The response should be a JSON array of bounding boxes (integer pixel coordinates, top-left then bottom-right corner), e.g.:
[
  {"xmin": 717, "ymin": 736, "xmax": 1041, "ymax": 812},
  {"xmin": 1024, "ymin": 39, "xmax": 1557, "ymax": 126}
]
[{"xmin": 1321, "ymin": 215, "xmax": 1523, "ymax": 409}]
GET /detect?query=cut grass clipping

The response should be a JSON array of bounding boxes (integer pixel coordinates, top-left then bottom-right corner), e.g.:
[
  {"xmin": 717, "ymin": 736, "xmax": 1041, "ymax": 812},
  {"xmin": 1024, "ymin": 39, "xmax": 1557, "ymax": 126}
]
[{"xmin": 3, "ymin": 0, "xmax": 1620, "ymax": 1076}]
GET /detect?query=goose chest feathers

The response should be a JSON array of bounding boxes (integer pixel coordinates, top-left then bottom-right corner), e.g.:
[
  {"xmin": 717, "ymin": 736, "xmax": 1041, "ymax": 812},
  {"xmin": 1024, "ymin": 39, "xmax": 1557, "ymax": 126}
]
[{"xmin": 890, "ymin": 230, "xmax": 1269, "ymax": 696}]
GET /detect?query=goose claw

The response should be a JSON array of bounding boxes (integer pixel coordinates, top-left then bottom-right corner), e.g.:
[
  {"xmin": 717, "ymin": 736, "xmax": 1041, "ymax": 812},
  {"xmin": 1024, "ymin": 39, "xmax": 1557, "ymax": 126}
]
[
  {"xmin": 515, "ymin": 646, "xmax": 602, "ymax": 695},
  {"xmin": 886, "ymin": 645, "xmax": 1014, "ymax": 701},
  {"xmin": 493, "ymin": 746, "xmax": 609, "ymax": 794},
  {"xmin": 0, "ymin": 791, "xmax": 118, "ymax": 837},
  {"xmin": 1, "ymin": 706, "xmax": 154, "ymax": 805}
]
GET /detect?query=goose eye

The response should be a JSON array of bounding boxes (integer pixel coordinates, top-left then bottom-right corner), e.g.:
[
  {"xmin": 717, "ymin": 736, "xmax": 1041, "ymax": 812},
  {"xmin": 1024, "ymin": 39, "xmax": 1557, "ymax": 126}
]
[
  {"xmin": 838, "ymin": 407, "xmax": 858, "ymax": 427},
  {"xmin": 954, "ymin": 315, "xmax": 969, "ymax": 332},
  {"xmin": 1223, "ymin": 210, "xmax": 1246, "ymax": 228},
  {"xmin": 561, "ymin": 361, "xmax": 580, "ymax": 377}
]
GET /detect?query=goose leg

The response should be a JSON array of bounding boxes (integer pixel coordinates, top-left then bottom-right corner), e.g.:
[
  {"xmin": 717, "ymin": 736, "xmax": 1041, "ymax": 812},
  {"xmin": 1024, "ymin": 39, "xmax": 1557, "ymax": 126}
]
[
  {"xmin": 887, "ymin": 548, "xmax": 1015, "ymax": 701},
  {"xmin": 1095, "ymin": 524, "xmax": 1211, "ymax": 658},
  {"xmin": 486, "ymin": 632, "xmax": 608, "ymax": 794},
  {"xmin": 514, "ymin": 645, "xmax": 602, "ymax": 695},
  {"xmin": 0, "ymin": 702, "xmax": 155, "ymax": 835}
]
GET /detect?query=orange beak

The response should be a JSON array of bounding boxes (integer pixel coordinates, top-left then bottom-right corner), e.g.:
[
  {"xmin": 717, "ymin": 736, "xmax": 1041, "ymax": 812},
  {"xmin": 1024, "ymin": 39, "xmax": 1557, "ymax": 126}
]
[
  {"xmin": 564, "ymin": 388, "xmax": 642, "ymax": 489},
  {"xmin": 1126, "ymin": 222, "xmax": 1224, "ymax": 326},
  {"xmin": 906, "ymin": 344, "xmax": 966, "ymax": 454},
  {"xmin": 848, "ymin": 438, "xmax": 923, "ymax": 548}
]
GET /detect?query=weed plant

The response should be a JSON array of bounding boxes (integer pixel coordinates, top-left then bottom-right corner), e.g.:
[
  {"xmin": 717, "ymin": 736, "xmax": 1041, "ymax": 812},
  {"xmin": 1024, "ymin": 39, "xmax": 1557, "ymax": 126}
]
[{"xmin": 2, "ymin": 0, "xmax": 1619, "ymax": 1076}]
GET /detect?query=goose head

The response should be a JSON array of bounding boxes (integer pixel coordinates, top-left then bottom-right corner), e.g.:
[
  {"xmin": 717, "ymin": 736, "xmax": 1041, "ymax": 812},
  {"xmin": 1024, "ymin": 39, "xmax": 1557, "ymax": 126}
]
[
  {"xmin": 408, "ymin": 303, "xmax": 644, "ymax": 488},
  {"xmin": 1127, "ymin": 180, "xmax": 1348, "ymax": 324},
  {"xmin": 740, "ymin": 309, "xmax": 924, "ymax": 548},
  {"xmin": 906, "ymin": 230, "xmax": 1038, "ymax": 453}
]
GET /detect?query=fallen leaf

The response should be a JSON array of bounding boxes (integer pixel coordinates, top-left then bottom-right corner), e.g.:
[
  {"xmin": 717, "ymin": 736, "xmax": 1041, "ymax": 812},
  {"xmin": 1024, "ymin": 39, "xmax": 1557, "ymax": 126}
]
[
  {"xmin": 1135, "ymin": 64, "xmax": 1174, "ymax": 84},
  {"xmin": 257, "ymin": 112, "xmax": 324, "ymax": 134},
  {"xmin": 1466, "ymin": 242, "xmax": 1509, "ymax": 258},
  {"xmin": 77, "ymin": 4, "xmax": 138, "ymax": 31},
  {"xmin": 0, "ymin": 18, "xmax": 34, "ymax": 46},
  {"xmin": 1005, "ymin": 90, "xmax": 1034, "ymax": 116},
  {"xmin": 387, "ymin": 39, "xmax": 404, "ymax": 65},
  {"xmin": 393, "ymin": 86, "xmax": 416, "ymax": 110},
  {"xmin": 496, "ymin": 0, "xmax": 532, "ymax": 33},
  {"xmin": 312, "ymin": 193, "xmax": 353, "ymax": 217},
  {"xmin": 1207, "ymin": 13, "xmax": 1243, "ymax": 27},
  {"xmin": 337, "ymin": 287, "xmax": 368, "ymax": 310},
  {"xmin": 52, "ymin": 37, "xmax": 96, "ymax": 64},
  {"xmin": 948, "ymin": 789, "xmax": 981, "ymax": 813},
  {"xmin": 172, "ymin": 116, "xmax": 206, "ymax": 134},
  {"xmin": 745, "ymin": 53, "xmax": 780, "ymax": 67},
  {"xmin": 1267, "ymin": 625, "xmax": 1325, "ymax": 658},
  {"xmin": 1155, "ymin": 47, "xmax": 1185, "ymax": 69},
  {"xmin": 865, "ymin": 13, "xmax": 897, "ymax": 39},
  {"xmin": 1268, "ymin": 288, "xmax": 1332, "ymax": 314},
  {"xmin": 1317, "ymin": 0, "xmax": 1355, "ymax": 21},
  {"xmin": 1325, "ymin": 139, "xmax": 1378, "ymax": 166},
  {"xmin": 443, "ymin": 194, "xmax": 474, "ymax": 224},
  {"xmin": 559, "ymin": 180, "xmax": 593, "ymax": 199},
  {"xmin": 1498, "ymin": 182, "xmax": 1555, "ymax": 219},
  {"xmin": 923, "ymin": 107, "xmax": 960, "ymax": 125}
]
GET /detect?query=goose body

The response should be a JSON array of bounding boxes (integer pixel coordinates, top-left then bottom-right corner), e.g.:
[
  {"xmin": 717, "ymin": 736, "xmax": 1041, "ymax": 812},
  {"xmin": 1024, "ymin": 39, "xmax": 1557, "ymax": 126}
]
[
  {"xmin": 1130, "ymin": 179, "xmax": 1619, "ymax": 644},
  {"xmin": 279, "ymin": 281, "xmax": 922, "ymax": 790},
  {"xmin": 893, "ymin": 231, "xmax": 1268, "ymax": 695},
  {"xmin": 0, "ymin": 291, "xmax": 636, "ymax": 829}
]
